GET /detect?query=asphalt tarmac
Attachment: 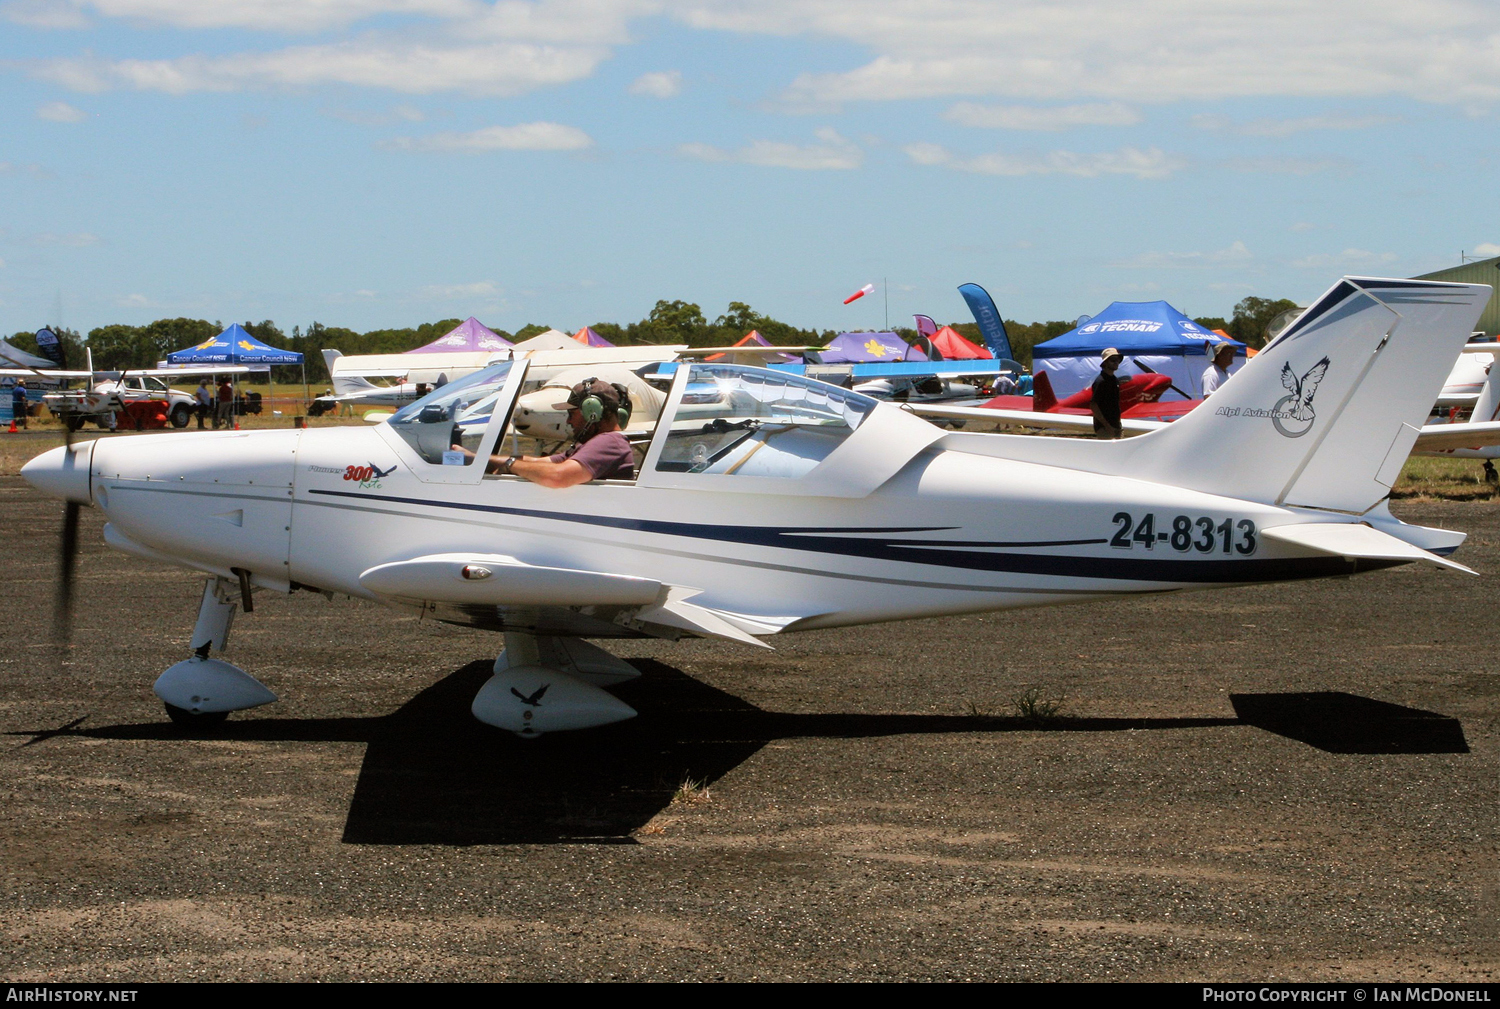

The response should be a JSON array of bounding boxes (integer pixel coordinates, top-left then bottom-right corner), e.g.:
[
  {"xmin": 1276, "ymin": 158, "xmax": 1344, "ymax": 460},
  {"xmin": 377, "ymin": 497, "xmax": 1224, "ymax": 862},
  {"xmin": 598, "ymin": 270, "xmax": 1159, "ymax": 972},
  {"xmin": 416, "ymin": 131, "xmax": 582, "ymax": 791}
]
[{"xmin": 0, "ymin": 474, "xmax": 1495, "ymax": 982}]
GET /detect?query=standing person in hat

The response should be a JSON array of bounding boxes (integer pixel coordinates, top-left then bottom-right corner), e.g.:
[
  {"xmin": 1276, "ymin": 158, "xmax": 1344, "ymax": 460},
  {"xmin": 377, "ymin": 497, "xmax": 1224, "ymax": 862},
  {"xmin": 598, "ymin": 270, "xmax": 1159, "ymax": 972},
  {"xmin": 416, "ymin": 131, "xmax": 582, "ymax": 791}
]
[
  {"xmin": 10, "ymin": 380, "xmax": 27, "ymax": 429},
  {"xmin": 194, "ymin": 378, "xmax": 213, "ymax": 429},
  {"xmin": 484, "ymin": 378, "xmax": 634, "ymax": 486},
  {"xmin": 1090, "ymin": 348, "xmax": 1124, "ymax": 439},
  {"xmin": 1202, "ymin": 341, "xmax": 1237, "ymax": 397}
]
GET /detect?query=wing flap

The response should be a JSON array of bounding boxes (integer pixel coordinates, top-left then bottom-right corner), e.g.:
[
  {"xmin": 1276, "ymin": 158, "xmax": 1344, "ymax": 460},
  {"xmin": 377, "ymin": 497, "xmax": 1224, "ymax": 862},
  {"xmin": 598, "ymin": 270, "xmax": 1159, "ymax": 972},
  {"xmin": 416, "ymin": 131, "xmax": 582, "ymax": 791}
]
[
  {"xmin": 631, "ymin": 587, "xmax": 773, "ymax": 648},
  {"xmin": 1262, "ymin": 523, "xmax": 1476, "ymax": 575}
]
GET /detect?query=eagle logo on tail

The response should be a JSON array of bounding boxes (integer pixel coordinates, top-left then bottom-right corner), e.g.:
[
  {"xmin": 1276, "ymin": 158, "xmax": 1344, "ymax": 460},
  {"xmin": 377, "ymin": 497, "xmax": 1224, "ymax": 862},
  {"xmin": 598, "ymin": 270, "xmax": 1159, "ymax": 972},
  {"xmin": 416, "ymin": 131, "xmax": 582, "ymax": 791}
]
[{"xmin": 1272, "ymin": 356, "xmax": 1330, "ymax": 437}]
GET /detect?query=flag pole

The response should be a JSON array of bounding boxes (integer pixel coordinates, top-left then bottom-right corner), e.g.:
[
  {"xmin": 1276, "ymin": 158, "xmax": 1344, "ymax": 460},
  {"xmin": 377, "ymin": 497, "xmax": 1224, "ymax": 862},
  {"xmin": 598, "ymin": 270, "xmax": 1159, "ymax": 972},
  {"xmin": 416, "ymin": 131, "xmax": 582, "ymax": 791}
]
[{"xmin": 883, "ymin": 277, "xmax": 888, "ymax": 331}]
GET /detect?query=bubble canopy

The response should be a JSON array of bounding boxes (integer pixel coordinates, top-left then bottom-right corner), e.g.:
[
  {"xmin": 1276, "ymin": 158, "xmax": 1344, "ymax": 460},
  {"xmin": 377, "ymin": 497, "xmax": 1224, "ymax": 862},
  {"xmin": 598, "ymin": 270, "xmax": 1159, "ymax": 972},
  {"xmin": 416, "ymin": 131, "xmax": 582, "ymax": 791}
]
[{"xmin": 387, "ymin": 361, "xmax": 517, "ymax": 467}]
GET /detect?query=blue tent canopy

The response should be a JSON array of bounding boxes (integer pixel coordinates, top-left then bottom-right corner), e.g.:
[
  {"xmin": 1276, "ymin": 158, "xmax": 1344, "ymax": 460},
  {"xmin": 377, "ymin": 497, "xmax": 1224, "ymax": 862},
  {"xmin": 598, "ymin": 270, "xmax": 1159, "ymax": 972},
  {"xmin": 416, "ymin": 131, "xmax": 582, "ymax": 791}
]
[
  {"xmin": 166, "ymin": 324, "xmax": 303, "ymax": 366},
  {"xmin": 1033, "ymin": 302, "xmax": 1244, "ymax": 359}
]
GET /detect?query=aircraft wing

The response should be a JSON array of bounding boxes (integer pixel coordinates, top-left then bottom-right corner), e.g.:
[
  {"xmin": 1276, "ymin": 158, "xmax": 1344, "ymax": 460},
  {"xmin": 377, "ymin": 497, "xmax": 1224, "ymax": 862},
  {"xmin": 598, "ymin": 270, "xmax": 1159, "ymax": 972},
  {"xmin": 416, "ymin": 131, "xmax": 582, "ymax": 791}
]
[
  {"xmin": 904, "ymin": 403, "xmax": 1166, "ymax": 437},
  {"xmin": 1413, "ymin": 420, "xmax": 1500, "ymax": 452},
  {"xmin": 135, "ymin": 366, "xmax": 256, "ymax": 378},
  {"xmin": 0, "ymin": 368, "xmax": 94, "ymax": 379},
  {"xmin": 676, "ymin": 346, "xmax": 816, "ymax": 356},
  {"xmin": 358, "ymin": 553, "xmax": 771, "ymax": 647}
]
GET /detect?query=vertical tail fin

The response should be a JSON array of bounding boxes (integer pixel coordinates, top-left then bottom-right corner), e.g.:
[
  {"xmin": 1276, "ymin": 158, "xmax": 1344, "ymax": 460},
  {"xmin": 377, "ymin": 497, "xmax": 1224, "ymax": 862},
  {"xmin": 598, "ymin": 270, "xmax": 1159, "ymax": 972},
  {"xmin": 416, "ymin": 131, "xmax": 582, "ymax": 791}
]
[
  {"xmin": 957, "ymin": 283, "xmax": 1014, "ymax": 362},
  {"xmin": 1471, "ymin": 347, "xmax": 1500, "ymax": 423},
  {"xmin": 1127, "ymin": 277, "xmax": 1491, "ymax": 512},
  {"xmin": 1031, "ymin": 370, "xmax": 1057, "ymax": 412}
]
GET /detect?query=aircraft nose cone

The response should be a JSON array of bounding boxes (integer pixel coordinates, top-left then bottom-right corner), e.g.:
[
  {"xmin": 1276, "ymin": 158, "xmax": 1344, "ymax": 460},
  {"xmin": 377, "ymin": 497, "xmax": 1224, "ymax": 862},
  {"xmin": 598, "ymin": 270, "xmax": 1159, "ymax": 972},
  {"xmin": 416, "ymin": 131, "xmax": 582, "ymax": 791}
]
[{"xmin": 21, "ymin": 441, "xmax": 93, "ymax": 505}]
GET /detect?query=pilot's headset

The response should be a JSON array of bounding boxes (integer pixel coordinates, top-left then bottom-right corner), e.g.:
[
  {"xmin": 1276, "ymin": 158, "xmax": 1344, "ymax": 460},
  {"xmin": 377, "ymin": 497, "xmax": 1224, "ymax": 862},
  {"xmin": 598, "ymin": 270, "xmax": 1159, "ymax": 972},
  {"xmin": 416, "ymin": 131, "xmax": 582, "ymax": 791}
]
[{"xmin": 568, "ymin": 379, "xmax": 631, "ymax": 431}]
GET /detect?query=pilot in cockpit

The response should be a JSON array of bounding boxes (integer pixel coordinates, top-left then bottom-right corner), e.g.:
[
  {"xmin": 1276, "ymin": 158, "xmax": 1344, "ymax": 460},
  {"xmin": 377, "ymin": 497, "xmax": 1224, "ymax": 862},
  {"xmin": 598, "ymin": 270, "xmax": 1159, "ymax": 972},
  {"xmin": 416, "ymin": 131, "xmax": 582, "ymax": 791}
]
[{"xmin": 484, "ymin": 378, "xmax": 634, "ymax": 487}]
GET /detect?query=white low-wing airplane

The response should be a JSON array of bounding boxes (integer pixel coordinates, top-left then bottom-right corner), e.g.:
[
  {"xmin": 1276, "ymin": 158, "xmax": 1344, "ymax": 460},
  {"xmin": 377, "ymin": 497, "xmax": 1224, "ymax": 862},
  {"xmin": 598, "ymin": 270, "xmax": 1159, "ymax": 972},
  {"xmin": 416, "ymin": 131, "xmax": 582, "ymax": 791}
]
[
  {"xmin": 20, "ymin": 276, "xmax": 1493, "ymax": 736},
  {"xmin": 1412, "ymin": 341, "xmax": 1500, "ymax": 481}
]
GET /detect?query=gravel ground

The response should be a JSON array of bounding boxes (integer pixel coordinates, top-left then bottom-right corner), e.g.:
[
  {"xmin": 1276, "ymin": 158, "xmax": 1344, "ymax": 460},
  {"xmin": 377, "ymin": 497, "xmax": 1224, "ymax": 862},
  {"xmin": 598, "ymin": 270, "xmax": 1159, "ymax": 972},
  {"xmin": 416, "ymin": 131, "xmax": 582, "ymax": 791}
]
[{"xmin": 0, "ymin": 474, "xmax": 1495, "ymax": 982}]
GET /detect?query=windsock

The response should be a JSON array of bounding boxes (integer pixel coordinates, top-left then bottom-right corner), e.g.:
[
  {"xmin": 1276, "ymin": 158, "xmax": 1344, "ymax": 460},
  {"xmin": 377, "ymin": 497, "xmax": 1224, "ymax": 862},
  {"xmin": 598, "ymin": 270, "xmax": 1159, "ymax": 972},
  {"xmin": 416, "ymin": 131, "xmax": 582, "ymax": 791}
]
[{"xmin": 843, "ymin": 283, "xmax": 875, "ymax": 305}]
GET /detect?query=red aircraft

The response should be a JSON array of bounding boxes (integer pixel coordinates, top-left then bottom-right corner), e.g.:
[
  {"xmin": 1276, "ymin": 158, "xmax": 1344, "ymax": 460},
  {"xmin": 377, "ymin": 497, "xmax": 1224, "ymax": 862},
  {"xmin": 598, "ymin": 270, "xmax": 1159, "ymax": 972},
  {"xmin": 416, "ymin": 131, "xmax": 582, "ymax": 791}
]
[{"xmin": 985, "ymin": 369, "xmax": 1202, "ymax": 423}]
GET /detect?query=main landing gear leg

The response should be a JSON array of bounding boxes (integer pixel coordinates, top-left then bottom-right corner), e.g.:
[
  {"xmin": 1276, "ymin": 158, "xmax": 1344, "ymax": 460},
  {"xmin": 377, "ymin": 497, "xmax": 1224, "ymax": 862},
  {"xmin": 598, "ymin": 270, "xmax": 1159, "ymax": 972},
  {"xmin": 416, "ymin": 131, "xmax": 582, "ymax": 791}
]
[
  {"xmin": 153, "ymin": 575, "xmax": 278, "ymax": 728},
  {"xmin": 470, "ymin": 632, "xmax": 639, "ymax": 737}
]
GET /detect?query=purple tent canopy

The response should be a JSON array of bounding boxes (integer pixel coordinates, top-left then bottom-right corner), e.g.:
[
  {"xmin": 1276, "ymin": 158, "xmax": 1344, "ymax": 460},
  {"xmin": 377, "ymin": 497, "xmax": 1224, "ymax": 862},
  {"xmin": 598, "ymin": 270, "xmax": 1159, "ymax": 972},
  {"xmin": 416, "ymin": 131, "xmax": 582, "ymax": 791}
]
[
  {"xmin": 573, "ymin": 326, "xmax": 615, "ymax": 348},
  {"xmin": 409, "ymin": 317, "xmax": 513, "ymax": 354},
  {"xmin": 816, "ymin": 331, "xmax": 926, "ymax": 364}
]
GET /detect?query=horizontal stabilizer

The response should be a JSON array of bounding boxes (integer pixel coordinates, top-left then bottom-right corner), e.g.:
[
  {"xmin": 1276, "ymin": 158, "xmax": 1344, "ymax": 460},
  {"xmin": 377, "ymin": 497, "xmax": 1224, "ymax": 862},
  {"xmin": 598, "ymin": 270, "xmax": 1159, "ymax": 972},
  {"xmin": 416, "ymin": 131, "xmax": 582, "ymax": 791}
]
[
  {"xmin": 1261, "ymin": 523, "xmax": 1476, "ymax": 575},
  {"xmin": 1414, "ymin": 419, "xmax": 1500, "ymax": 452},
  {"xmin": 359, "ymin": 553, "xmax": 662, "ymax": 606}
]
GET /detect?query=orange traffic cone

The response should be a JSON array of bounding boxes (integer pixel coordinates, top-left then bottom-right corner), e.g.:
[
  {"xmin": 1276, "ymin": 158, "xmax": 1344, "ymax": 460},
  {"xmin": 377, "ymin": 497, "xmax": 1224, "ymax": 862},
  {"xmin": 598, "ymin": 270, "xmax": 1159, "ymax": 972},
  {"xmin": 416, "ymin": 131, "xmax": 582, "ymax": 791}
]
[{"xmin": 6, "ymin": 420, "xmax": 15, "ymax": 434}]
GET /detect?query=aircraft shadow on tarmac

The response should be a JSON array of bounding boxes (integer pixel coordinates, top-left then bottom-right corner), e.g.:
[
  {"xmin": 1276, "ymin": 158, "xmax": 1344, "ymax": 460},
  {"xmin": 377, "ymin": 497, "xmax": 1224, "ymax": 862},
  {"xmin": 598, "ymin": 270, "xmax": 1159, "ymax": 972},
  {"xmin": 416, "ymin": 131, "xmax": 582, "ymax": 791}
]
[{"xmin": 22, "ymin": 664, "xmax": 1468, "ymax": 846}]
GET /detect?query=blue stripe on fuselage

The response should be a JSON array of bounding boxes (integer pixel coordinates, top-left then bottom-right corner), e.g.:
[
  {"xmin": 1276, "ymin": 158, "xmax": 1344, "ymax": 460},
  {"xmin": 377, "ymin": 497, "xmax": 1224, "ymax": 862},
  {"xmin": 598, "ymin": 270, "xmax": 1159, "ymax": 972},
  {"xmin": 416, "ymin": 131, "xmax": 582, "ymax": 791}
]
[{"xmin": 308, "ymin": 488, "xmax": 1395, "ymax": 584}]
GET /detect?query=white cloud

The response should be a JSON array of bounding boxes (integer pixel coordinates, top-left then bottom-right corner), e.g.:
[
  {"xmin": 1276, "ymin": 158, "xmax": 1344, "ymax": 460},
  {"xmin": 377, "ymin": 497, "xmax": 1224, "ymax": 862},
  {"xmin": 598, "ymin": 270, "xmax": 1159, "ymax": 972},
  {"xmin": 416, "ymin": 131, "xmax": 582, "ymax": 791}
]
[
  {"xmin": 943, "ymin": 101, "xmax": 1140, "ymax": 130},
  {"xmin": 1111, "ymin": 241, "xmax": 1253, "ymax": 269},
  {"xmin": 1290, "ymin": 222, "xmax": 1316, "ymax": 233},
  {"xmin": 2, "ymin": 0, "xmax": 90, "ymax": 28},
  {"xmin": 418, "ymin": 280, "xmax": 501, "ymax": 299},
  {"xmin": 79, "ymin": 0, "xmax": 477, "ymax": 33},
  {"xmin": 1217, "ymin": 156, "xmax": 1353, "ymax": 175},
  {"xmin": 1191, "ymin": 112, "xmax": 1400, "ymax": 136},
  {"xmin": 0, "ymin": 161, "xmax": 51, "ymax": 178},
  {"xmin": 26, "ymin": 231, "xmax": 101, "ymax": 246},
  {"xmin": 680, "ymin": 127, "xmax": 862, "ymax": 170},
  {"xmin": 36, "ymin": 100, "xmax": 86, "ymax": 121},
  {"xmin": 1473, "ymin": 242, "xmax": 1500, "ymax": 256},
  {"xmin": 629, "ymin": 69, "xmax": 681, "ymax": 98},
  {"xmin": 677, "ymin": 1, "xmax": 1500, "ymax": 106},
  {"xmin": 905, "ymin": 142, "xmax": 1185, "ymax": 179},
  {"xmin": 1291, "ymin": 248, "xmax": 1398, "ymax": 269},
  {"xmin": 384, "ymin": 121, "xmax": 592, "ymax": 151},
  {"xmin": 119, "ymin": 293, "xmax": 151, "ymax": 307},
  {"xmin": 33, "ymin": 40, "xmax": 607, "ymax": 95}
]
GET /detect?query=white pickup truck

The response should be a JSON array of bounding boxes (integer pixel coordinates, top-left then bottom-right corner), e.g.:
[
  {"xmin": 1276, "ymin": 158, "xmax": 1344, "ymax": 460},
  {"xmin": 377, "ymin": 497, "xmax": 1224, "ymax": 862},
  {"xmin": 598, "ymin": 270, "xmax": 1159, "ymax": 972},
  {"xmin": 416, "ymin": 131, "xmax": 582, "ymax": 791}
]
[{"xmin": 45, "ymin": 375, "xmax": 199, "ymax": 430}]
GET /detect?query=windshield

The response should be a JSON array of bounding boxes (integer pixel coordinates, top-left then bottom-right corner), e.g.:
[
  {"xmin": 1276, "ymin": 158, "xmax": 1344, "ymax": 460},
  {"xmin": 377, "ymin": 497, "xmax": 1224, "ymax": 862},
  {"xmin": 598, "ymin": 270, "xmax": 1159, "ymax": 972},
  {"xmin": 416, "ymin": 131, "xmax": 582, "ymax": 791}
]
[
  {"xmin": 655, "ymin": 364, "xmax": 876, "ymax": 477},
  {"xmin": 387, "ymin": 361, "xmax": 514, "ymax": 465}
]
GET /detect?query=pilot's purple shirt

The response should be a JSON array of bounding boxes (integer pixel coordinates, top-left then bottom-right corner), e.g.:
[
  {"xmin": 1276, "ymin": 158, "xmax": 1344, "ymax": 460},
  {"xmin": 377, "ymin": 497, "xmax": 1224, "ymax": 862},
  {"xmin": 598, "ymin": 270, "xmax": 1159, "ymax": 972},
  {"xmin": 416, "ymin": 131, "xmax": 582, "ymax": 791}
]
[{"xmin": 548, "ymin": 430, "xmax": 634, "ymax": 481}]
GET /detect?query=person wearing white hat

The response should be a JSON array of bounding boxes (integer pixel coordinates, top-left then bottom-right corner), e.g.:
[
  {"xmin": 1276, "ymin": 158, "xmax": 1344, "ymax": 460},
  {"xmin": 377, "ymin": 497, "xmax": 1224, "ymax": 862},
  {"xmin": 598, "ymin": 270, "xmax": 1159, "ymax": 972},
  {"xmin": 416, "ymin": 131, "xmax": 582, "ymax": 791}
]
[
  {"xmin": 1202, "ymin": 342, "xmax": 1236, "ymax": 397},
  {"xmin": 1091, "ymin": 348, "xmax": 1124, "ymax": 439}
]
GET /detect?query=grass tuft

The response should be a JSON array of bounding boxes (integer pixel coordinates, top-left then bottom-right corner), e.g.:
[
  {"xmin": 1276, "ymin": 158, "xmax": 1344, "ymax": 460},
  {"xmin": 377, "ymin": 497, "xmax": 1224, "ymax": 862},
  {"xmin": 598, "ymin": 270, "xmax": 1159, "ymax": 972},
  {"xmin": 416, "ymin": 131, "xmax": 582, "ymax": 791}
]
[
  {"xmin": 672, "ymin": 776, "xmax": 711, "ymax": 806},
  {"xmin": 1012, "ymin": 687, "xmax": 1066, "ymax": 723}
]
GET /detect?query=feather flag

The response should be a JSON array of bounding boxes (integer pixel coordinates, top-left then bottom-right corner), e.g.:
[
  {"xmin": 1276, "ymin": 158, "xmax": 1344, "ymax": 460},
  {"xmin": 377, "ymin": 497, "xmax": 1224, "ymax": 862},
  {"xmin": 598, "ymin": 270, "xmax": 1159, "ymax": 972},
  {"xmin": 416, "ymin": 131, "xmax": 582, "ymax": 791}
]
[
  {"xmin": 913, "ymin": 314, "xmax": 938, "ymax": 337},
  {"xmin": 843, "ymin": 283, "xmax": 875, "ymax": 305}
]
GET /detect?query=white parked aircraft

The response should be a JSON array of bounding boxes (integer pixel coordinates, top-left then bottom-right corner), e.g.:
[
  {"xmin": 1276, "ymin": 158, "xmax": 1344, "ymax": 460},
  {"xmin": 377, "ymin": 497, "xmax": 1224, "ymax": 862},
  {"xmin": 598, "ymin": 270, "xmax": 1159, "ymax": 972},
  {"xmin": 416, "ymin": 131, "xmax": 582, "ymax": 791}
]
[
  {"xmin": 1435, "ymin": 335, "xmax": 1497, "ymax": 409},
  {"xmin": 20, "ymin": 276, "xmax": 1492, "ymax": 737},
  {"xmin": 1414, "ymin": 341, "xmax": 1500, "ymax": 482},
  {"xmin": 311, "ymin": 344, "xmax": 684, "ymax": 418}
]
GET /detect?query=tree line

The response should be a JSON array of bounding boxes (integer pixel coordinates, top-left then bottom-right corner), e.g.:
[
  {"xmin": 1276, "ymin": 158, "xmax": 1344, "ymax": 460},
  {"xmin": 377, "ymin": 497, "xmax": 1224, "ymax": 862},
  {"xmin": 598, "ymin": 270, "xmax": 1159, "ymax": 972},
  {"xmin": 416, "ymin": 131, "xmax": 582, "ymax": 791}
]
[{"xmin": 7, "ymin": 295, "xmax": 1298, "ymax": 383}]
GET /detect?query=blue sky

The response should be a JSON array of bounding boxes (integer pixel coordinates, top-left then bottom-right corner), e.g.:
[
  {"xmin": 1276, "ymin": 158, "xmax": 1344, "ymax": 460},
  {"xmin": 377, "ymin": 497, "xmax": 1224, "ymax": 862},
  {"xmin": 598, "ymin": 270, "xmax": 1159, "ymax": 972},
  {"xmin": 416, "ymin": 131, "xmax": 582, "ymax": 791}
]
[{"xmin": 3, "ymin": 0, "xmax": 1498, "ymax": 336}]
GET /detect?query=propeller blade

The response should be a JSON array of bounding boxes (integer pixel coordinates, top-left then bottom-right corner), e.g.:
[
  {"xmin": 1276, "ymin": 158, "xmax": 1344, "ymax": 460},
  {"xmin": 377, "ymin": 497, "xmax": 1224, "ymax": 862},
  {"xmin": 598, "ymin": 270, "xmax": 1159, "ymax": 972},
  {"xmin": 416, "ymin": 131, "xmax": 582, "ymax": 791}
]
[{"xmin": 53, "ymin": 423, "xmax": 79, "ymax": 653}]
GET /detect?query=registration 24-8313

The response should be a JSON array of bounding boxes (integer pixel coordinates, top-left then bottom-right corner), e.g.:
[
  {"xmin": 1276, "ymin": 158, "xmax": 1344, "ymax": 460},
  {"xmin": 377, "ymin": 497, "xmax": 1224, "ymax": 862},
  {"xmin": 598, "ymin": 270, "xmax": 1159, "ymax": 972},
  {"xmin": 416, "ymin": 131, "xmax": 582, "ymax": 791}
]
[{"xmin": 1110, "ymin": 513, "xmax": 1257, "ymax": 554}]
